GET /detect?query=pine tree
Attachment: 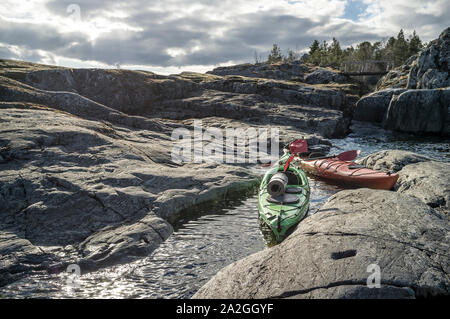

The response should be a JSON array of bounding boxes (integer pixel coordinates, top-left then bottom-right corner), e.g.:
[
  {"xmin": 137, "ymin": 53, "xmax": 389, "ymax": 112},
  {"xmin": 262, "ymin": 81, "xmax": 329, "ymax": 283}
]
[
  {"xmin": 393, "ymin": 29, "xmax": 409, "ymax": 66},
  {"xmin": 319, "ymin": 41, "xmax": 329, "ymax": 66},
  {"xmin": 309, "ymin": 40, "xmax": 320, "ymax": 55},
  {"xmin": 355, "ymin": 41, "xmax": 373, "ymax": 61},
  {"xmin": 301, "ymin": 30, "xmax": 423, "ymax": 70},
  {"xmin": 408, "ymin": 30, "xmax": 423, "ymax": 57},
  {"xmin": 308, "ymin": 40, "xmax": 321, "ymax": 65},
  {"xmin": 284, "ymin": 49, "xmax": 298, "ymax": 63},
  {"xmin": 382, "ymin": 36, "xmax": 396, "ymax": 62},
  {"xmin": 267, "ymin": 44, "xmax": 283, "ymax": 64},
  {"xmin": 373, "ymin": 41, "xmax": 383, "ymax": 60},
  {"xmin": 328, "ymin": 37, "xmax": 343, "ymax": 68}
]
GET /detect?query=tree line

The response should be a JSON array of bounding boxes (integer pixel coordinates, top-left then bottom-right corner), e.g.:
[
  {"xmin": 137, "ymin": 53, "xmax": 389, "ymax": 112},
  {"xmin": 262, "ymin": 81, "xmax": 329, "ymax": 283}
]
[{"xmin": 261, "ymin": 29, "xmax": 424, "ymax": 69}]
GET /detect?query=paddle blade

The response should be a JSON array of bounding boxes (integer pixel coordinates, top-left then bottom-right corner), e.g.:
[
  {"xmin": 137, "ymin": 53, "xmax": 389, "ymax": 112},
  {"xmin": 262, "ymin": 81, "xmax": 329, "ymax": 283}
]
[
  {"xmin": 289, "ymin": 139, "xmax": 308, "ymax": 155},
  {"xmin": 336, "ymin": 150, "xmax": 360, "ymax": 161}
]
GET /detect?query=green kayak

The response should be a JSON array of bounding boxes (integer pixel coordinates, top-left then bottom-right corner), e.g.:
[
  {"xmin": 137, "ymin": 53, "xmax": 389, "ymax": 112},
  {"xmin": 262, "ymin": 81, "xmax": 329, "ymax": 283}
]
[{"xmin": 258, "ymin": 158, "xmax": 310, "ymax": 242}]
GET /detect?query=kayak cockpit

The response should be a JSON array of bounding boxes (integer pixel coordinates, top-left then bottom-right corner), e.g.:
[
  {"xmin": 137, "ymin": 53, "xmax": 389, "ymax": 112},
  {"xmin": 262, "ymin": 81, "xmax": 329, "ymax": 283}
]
[{"xmin": 267, "ymin": 193, "xmax": 300, "ymax": 204}]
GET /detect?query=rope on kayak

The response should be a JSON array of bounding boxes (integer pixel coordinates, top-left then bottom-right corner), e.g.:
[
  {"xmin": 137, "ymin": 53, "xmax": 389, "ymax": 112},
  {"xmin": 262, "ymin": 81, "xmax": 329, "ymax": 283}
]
[
  {"xmin": 332, "ymin": 162, "xmax": 348, "ymax": 172},
  {"xmin": 348, "ymin": 170, "xmax": 392, "ymax": 177},
  {"xmin": 326, "ymin": 160, "xmax": 340, "ymax": 170},
  {"xmin": 348, "ymin": 167, "xmax": 365, "ymax": 176},
  {"xmin": 317, "ymin": 160, "xmax": 326, "ymax": 168}
]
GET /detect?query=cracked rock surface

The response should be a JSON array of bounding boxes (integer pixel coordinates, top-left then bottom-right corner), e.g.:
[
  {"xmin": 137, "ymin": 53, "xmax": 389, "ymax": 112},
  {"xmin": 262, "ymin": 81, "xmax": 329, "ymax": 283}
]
[
  {"xmin": 193, "ymin": 189, "xmax": 449, "ymax": 299},
  {"xmin": 358, "ymin": 150, "xmax": 449, "ymax": 216},
  {"xmin": 0, "ymin": 108, "xmax": 258, "ymax": 286},
  {"xmin": 0, "ymin": 58, "xmax": 357, "ymax": 287}
]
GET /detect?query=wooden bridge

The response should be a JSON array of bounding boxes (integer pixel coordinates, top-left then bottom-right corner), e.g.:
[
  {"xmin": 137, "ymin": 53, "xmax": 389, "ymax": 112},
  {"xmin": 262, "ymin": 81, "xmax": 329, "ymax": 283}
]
[{"xmin": 339, "ymin": 60, "xmax": 394, "ymax": 76}]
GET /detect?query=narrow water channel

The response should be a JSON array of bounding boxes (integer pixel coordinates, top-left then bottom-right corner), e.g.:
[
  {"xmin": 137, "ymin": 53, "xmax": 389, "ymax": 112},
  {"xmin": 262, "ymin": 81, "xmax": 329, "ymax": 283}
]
[{"xmin": 0, "ymin": 178, "xmax": 343, "ymax": 299}]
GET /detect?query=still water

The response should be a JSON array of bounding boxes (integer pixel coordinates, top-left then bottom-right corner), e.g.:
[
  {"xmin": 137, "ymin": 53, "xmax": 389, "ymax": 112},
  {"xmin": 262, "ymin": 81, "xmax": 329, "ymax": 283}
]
[{"xmin": 0, "ymin": 123, "xmax": 448, "ymax": 298}]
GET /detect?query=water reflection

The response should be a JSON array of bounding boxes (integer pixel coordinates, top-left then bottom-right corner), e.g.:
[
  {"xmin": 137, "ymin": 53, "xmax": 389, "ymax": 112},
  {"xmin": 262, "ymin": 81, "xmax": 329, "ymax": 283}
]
[{"xmin": 0, "ymin": 195, "xmax": 267, "ymax": 299}]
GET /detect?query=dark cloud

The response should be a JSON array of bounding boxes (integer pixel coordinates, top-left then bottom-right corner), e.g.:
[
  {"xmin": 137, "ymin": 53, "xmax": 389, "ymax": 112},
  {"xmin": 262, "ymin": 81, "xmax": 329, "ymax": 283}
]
[
  {"xmin": 0, "ymin": 18, "xmax": 86, "ymax": 52},
  {"xmin": 227, "ymin": 13, "xmax": 319, "ymax": 46},
  {"xmin": 57, "ymin": 31, "xmax": 174, "ymax": 66},
  {"xmin": 1, "ymin": 0, "xmax": 449, "ymax": 70},
  {"xmin": 0, "ymin": 43, "xmax": 56, "ymax": 65}
]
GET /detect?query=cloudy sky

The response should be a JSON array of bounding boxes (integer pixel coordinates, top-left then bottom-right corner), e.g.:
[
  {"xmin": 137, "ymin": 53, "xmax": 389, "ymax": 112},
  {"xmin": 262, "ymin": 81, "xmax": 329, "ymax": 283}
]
[{"xmin": 0, "ymin": 0, "xmax": 448, "ymax": 74}]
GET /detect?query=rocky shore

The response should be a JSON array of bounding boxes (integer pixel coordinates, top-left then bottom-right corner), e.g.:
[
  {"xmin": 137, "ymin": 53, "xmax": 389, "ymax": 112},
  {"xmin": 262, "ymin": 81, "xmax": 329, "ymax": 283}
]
[
  {"xmin": 354, "ymin": 27, "xmax": 450, "ymax": 136},
  {"xmin": 194, "ymin": 150, "xmax": 449, "ymax": 299},
  {"xmin": 0, "ymin": 58, "xmax": 358, "ymax": 286},
  {"xmin": 1, "ymin": 27, "xmax": 449, "ymax": 298},
  {"xmin": 193, "ymin": 28, "xmax": 450, "ymax": 299}
]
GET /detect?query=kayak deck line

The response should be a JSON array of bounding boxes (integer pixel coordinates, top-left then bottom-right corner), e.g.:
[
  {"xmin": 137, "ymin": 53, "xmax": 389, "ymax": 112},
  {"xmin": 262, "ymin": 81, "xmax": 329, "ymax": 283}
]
[
  {"xmin": 308, "ymin": 158, "xmax": 393, "ymax": 177},
  {"xmin": 298, "ymin": 156, "xmax": 399, "ymax": 190}
]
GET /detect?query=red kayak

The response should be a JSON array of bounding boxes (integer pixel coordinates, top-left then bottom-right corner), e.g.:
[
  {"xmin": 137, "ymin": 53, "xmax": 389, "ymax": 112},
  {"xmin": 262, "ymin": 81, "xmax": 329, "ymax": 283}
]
[{"xmin": 299, "ymin": 158, "xmax": 399, "ymax": 190}]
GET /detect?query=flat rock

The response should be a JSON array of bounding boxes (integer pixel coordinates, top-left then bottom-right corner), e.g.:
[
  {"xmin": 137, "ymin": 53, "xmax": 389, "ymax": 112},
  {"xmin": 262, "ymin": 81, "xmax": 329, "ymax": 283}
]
[
  {"xmin": 208, "ymin": 61, "xmax": 309, "ymax": 82},
  {"xmin": 157, "ymin": 90, "xmax": 350, "ymax": 138},
  {"xmin": 0, "ymin": 62, "xmax": 199, "ymax": 115},
  {"xmin": 193, "ymin": 189, "xmax": 449, "ymax": 299},
  {"xmin": 304, "ymin": 68, "xmax": 348, "ymax": 85},
  {"xmin": 1, "ymin": 59, "xmax": 357, "ymax": 138},
  {"xmin": 0, "ymin": 107, "xmax": 258, "ymax": 284}
]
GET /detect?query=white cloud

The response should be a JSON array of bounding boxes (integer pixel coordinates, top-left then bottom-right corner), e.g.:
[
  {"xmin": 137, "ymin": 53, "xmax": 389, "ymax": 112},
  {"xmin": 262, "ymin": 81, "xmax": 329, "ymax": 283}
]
[{"xmin": 359, "ymin": 0, "xmax": 449, "ymax": 38}]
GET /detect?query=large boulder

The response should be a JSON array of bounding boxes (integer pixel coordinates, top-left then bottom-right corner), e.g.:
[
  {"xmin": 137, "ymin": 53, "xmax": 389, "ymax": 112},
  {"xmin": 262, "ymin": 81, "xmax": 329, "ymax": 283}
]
[
  {"xmin": 407, "ymin": 27, "xmax": 450, "ymax": 89},
  {"xmin": 362, "ymin": 27, "xmax": 450, "ymax": 135},
  {"xmin": 382, "ymin": 88, "xmax": 450, "ymax": 135},
  {"xmin": 376, "ymin": 27, "xmax": 449, "ymax": 91},
  {"xmin": 193, "ymin": 189, "xmax": 449, "ymax": 299},
  {"xmin": 396, "ymin": 161, "xmax": 450, "ymax": 216},
  {"xmin": 357, "ymin": 150, "xmax": 432, "ymax": 173},
  {"xmin": 357, "ymin": 150, "xmax": 449, "ymax": 215},
  {"xmin": 353, "ymin": 89, "xmax": 406, "ymax": 123},
  {"xmin": 304, "ymin": 68, "xmax": 348, "ymax": 85}
]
